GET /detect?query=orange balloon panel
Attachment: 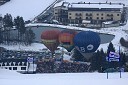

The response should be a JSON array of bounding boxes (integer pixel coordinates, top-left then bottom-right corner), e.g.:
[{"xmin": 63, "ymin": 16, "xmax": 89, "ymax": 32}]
[
  {"xmin": 41, "ymin": 29, "xmax": 60, "ymax": 53},
  {"xmin": 59, "ymin": 33, "xmax": 74, "ymax": 44},
  {"xmin": 41, "ymin": 30, "xmax": 60, "ymax": 40}
]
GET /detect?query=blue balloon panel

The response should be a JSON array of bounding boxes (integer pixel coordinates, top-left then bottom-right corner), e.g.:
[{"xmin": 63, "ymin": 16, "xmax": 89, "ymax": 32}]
[{"xmin": 74, "ymin": 31, "xmax": 101, "ymax": 53}]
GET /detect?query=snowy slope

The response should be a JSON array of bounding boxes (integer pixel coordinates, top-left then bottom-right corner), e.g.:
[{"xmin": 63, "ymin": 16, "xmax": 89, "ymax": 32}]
[
  {"xmin": 0, "ymin": 0, "xmax": 55, "ymax": 21},
  {"xmin": 0, "ymin": 68, "xmax": 128, "ymax": 85}
]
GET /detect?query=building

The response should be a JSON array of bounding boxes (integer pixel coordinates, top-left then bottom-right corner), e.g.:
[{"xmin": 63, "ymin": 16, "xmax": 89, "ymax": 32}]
[
  {"xmin": 0, "ymin": 0, "xmax": 10, "ymax": 5},
  {"xmin": 54, "ymin": 2, "xmax": 127, "ymax": 28},
  {"xmin": 0, "ymin": 58, "xmax": 36, "ymax": 73},
  {"xmin": 54, "ymin": 2, "xmax": 69, "ymax": 24}
]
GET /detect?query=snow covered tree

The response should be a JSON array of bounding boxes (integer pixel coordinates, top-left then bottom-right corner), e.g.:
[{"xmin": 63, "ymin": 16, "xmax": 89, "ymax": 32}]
[
  {"xmin": 3, "ymin": 13, "xmax": 13, "ymax": 44},
  {"xmin": 90, "ymin": 49, "xmax": 104, "ymax": 72},
  {"xmin": 14, "ymin": 16, "xmax": 26, "ymax": 42},
  {"xmin": 72, "ymin": 48, "xmax": 84, "ymax": 61},
  {"xmin": 25, "ymin": 28, "xmax": 35, "ymax": 45},
  {"xmin": 107, "ymin": 42, "xmax": 115, "ymax": 55}
]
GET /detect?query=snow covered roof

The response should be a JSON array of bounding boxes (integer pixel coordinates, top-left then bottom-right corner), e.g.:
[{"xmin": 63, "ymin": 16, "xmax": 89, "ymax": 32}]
[
  {"xmin": 54, "ymin": 2, "xmax": 70, "ymax": 8},
  {"xmin": 54, "ymin": 1, "xmax": 63, "ymax": 7},
  {"xmin": 103, "ymin": 21, "xmax": 114, "ymax": 25},
  {"xmin": 69, "ymin": 3, "xmax": 124, "ymax": 9},
  {"xmin": 61, "ymin": 0, "xmax": 128, "ymax": 5}
]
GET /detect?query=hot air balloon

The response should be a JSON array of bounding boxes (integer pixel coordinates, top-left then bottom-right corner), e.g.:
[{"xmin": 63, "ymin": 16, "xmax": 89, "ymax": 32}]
[
  {"xmin": 41, "ymin": 29, "xmax": 60, "ymax": 53},
  {"xmin": 73, "ymin": 31, "xmax": 101, "ymax": 60},
  {"xmin": 59, "ymin": 29, "xmax": 77, "ymax": 52}
]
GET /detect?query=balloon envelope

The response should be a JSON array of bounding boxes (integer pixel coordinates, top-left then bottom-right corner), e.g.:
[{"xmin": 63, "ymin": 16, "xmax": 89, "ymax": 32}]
[
  {"xmin": 59, "ymin": 29, "xmax": 77, "ymax": 52},
  {"xmin": 41, "ymin": 29, "xmax": 60, "ymax": 53},
  {"xmin": 73, "ymin": 31, "xmax": 101, "ymax": 60}
]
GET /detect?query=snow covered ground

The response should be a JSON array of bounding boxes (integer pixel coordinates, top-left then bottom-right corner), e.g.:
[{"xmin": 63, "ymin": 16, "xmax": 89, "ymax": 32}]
[
  {"xmin": 0, "ymin": 0, "xmax": 55, "ymax": 21},
  {"xmin": 0, "ymin": 68, "xmax": 128, "ymax": 85},
  {"xmin": 0, "ymin": 43, "xmax": 47, "ymax": 51}
]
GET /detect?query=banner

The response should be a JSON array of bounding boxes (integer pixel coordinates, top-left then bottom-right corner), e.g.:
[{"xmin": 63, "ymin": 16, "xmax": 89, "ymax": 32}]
[
  {"xmin": 106, "ymin": 51, "xmax": 120, "ymax": 62},
  {"xmin": 27, "ymin": 57, "xmax": 34, "ymax": 63}
]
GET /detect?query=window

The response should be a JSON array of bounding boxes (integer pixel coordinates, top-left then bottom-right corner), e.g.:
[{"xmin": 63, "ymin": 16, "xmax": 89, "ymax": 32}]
[
  {"xmin": 117, "ymin": 14, "xmax": 119, "ymax": 16},
  {"xmin": 69, "ymin": 17, "xmax": 71, "ymax": 19},
  {"xmin": 107, "ymin": 14, "xmax": 109, "ymax": 16},
  {"xmin": 75, "ymin": 13, "xmax": 78, "ymax": 16},
  {"xmin": 86, "ymin": 17, "xmax": 88, "ymax": 19},
  {"xmin": 55, "ymin": 13, "xmax": 58, "ymax": 14},
  {"xmin": 55, "ymin": 9, "xmax": 58, "ymax": 11},
  {"xmin": 111, "ymin": 17, "xmax": 113, "ymax": 20},
  {"xmin": 5, "ymin": 67, "xmax": 8, "ymax": 69},
  {"xmin": 97, "ymin": 13, "xmax": 99, "ymax": 16},
  {"xmin": 9, "ymin": 67, "xmax": 12, "ymax": 70},
  {"xmin": 101, "ymin": 13, "xmax": 103, "ymax": 16},
  {"xmin": 90, "ymin": 17, "xmax": 92, "ymax": 19},
  {"xmin": 21, "ymin": 67, "xmax": 26, "ymax": 70},
  {"xmin": 86, "ymin": 13, "xmax": 88, "ymax": 16},
  {"xmin": 97, "ymin": 17, "xmax": 99, "ymax": 19},
  {"xmin": 13, "ymin": 67, "xmax": 17, "ymax": 70},
  {"xmin": 101, "ymin": 17, "xmax": 103, "ymax": 19},
  {"xmin": 69, "ymin": 13, "xmax": 72, "ymax": 15}
]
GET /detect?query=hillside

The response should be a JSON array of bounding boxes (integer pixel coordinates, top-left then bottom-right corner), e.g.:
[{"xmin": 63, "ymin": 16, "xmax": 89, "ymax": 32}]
[{"xmin": 0, "ymin": 0, "xmax": 55, "ymax": 21}]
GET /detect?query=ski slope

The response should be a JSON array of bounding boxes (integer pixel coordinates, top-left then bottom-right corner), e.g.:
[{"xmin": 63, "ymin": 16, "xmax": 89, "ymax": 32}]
[
  {"xmin": 0, "ymin": 0, "xmax": 55, "ymax": 21},
  {"xmin": 0, "ymin": 68, "xmax": 128, "ymax": 85}
]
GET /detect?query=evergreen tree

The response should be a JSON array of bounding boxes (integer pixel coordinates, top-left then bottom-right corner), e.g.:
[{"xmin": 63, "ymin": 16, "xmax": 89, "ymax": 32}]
[
  {"xmin": 0, "ymin": 29, "xmax": 3, "ymax": 43},
  {"xmin": 14, "ymin": 16, "xmax": 26, "ymax": 42},
  {"xmin": 0, "ymin": 16, "xmax": 3, "ymax": 43},
  {"xmin": 90, "ymin": 50, "xmax": 103, "ymax": 72},
  {"xmin": 120, "ymin": 52, "xmax": 126, "ymax": 66},
  {"xmin": 72, "ymin": 48, "xmax": 84, "ymax": 61},
  {"xmin": 107, "ymin": 42, "xmax": 115, "ymax": 56},
  {"xmin": 3, "ymin": 13, "xmax": 13, "ymax": 44},
  {"xmin": 25, "ymin": 29, "xmax": 35, "ymax": 45}
]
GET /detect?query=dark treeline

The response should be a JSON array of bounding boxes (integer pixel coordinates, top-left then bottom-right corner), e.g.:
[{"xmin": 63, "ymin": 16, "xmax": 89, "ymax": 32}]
[
  {"xmin": 0, "ymin": 13, "xmax": 35, "ymax": 45},
  {"xmin": 72, "ymin": 42, "xmax": 128, "ymax": 72}
]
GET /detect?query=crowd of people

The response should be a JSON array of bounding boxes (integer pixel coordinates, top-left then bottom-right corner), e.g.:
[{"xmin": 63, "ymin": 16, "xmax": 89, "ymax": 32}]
[
  {"xmin": 0, "ymin": 49, "xmax": 90, "ymax": 73},
  {"xmin": 0, "ymin": 50, "xmax": 51, "ymax": 59},
  {"xmin": 36, "ymin": 59, "xmax": 55, "ymax": 73},
  {"xmin": 36, "ymin": 59, "xmax": 90, "ymax": 73}
]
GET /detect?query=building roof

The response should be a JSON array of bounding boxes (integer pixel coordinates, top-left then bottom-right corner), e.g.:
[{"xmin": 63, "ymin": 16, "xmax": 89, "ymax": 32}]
[
  {"xmin": 69, "ymin": 3, "xmax": 124, "ymax": 9},
  {"xmin": 68, "ymin": 8, "xmax": 121, "ymax": 12},
  {"xmin": 54, "ymin": 2, "xmax": 70, "ymax": 8}
]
